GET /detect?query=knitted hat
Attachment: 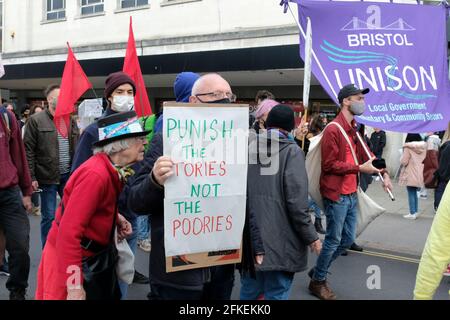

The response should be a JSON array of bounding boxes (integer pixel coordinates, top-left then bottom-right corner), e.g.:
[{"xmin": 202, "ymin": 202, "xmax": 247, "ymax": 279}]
[
  {"xmin": 174, "ymin": 72, "xmax": 200, "ymax": 102},
  {"xmin": 265, "ymin": 104, "xmax": 295, "ymax": 132},
  {"xmin": 104, "ymin": 72, "xmax": 136, "ymax": 99},
  {"xmin": 255, "ymin": 99, "xmax": 279, "ymax": 119}
]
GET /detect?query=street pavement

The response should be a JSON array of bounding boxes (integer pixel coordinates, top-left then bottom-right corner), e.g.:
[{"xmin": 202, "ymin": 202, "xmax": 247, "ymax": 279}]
[{"xmin": 1, "ymin": 180, "xmax": 449, "ymax": 300}]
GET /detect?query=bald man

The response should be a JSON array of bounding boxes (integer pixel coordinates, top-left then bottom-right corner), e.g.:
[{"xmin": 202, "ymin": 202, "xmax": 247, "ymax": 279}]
[{"xmin": 128, "ymin": 73, "xmax": 241, "ymax": 300}]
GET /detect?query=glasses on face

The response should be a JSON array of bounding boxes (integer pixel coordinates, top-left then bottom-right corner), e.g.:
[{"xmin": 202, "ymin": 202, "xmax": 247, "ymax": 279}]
[{"xmin": 195, "ymin": 91, "xmax": 237, "ymax": 103}]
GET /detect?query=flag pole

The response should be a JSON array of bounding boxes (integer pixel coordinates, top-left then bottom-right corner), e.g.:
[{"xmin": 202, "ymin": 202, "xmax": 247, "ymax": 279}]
[
  {"xmin": 286, "ymin": 2, "xmax": 338, "ymax": 100},
  {"xmin": 355, "ymin": 131, "xmax": 395, "ymax": 201},
  {"xmin": 301, "ymin": 17, "xmax": 312, "ymax": 150}
]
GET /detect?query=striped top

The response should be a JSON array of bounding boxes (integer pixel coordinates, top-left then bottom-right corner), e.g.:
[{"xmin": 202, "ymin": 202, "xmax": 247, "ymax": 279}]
[{"xmin": 58, "ymin": 133, "xmax": 71, "ymax": 175}]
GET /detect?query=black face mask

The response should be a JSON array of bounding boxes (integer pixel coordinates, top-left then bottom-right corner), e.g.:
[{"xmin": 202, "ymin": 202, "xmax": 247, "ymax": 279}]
[{"xmin": 208, "ymin": 98, "xmax": 231, "ymax": 104}]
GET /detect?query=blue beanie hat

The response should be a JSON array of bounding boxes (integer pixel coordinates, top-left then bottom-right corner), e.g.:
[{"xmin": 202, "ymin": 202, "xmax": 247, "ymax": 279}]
[{"xmin": 174, "ymin": 72, "xmax": 200, "ymax": 102}]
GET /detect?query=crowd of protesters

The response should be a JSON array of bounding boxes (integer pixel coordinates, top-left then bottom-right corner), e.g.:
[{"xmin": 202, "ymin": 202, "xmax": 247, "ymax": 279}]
[{"xmin": 0, "ymin": 71, "xmax": 449, "ymax": 301}]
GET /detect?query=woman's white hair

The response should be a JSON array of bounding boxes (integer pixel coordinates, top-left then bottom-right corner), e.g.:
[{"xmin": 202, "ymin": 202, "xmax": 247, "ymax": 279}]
[{"xmin": 93, "ymin": 137, "xmax": 137, "ymax": 156}]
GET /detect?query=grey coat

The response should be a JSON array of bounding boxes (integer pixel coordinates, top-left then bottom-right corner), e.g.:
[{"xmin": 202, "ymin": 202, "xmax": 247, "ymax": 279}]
[{"xmin": 247, "ymin": 130, "xmax": 318, "ymax": 273}]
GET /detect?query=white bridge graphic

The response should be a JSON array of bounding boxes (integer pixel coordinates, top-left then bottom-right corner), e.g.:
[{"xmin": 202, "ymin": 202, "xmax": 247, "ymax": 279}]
[{"xmin": 341, "ymin": 17, "xmax": 415, "ymax": 31}]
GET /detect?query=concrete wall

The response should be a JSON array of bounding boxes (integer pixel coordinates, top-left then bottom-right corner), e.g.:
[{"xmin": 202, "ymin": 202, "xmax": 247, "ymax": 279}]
[{"xmin": 3, "ymin": 0, "xmax": 294, "ymax": 55}]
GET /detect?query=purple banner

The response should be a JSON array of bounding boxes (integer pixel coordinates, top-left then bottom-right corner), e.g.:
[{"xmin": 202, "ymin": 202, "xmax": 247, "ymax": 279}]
[{"xmin": 292, "ymin": 0, "xmax": 450, "ymax": 133}]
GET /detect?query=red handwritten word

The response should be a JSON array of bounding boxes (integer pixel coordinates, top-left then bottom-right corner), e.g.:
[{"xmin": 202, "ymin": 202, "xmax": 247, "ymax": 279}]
[
  {"xmin": 174, "ymin": 161, "xmax": 227, "ymax": 177},
  {"xmin": 172, "ymin": 215, "xmax": 233, "ymax": 238}
]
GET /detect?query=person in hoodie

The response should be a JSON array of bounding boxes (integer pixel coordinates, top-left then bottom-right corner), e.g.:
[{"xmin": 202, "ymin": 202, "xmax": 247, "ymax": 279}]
[
  {"xmin": 399, "ymin": 133, "xmax": 427, "ymax": 220},
  {"xmin": 152, "ymin": 72, "xmax": 200, "ymax": 135},
  {"xmin": 135, "ymin": 72, "xmax": 200, "ymax": 252},
  {"xmin": 71, "ymin": 71, "xmax": 136, "ymax": 173},
  {"xmin": 128, "ymin": 73, "xmax": 264, "ymax": 300},
  {"xmin": 241, "ymin": 105, "xmax": 321, "ymax": 300}
]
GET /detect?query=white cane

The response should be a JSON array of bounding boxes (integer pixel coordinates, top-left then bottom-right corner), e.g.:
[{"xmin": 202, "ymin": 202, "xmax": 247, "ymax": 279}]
[{"xmin": 355, "ymin": 132, "xmax": 395, "ymax": 201}]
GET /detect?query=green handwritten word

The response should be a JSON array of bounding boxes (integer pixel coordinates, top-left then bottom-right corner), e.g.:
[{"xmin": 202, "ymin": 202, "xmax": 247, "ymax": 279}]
[
  {"xmin": 182, "ymin": 144, "xmax": 206, "ymax": 159},
  {"xmin": 166, "ymin": 118, "xmax": 233, "ymax": 140},
  {"xmin": 191, "ymin": 184, "xmax": 221, "ymax": 198},
  {"xmin": 174, "ymin": 200, "xmax": 202, "ymax": 215}
]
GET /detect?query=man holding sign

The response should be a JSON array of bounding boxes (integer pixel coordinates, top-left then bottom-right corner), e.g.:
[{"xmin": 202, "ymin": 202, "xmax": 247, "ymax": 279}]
[{"xmin": 128, "ymin": 73, "xmax": 263, "ymax": 300}]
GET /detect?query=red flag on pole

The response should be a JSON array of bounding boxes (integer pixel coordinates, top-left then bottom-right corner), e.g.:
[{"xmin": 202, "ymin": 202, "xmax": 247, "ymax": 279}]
[
  {"xmin": 123, "ymin": 16, "xmax": 152, "ymax": 117},
  {"xmin": 54, "ymin": 43, "xmax": 92, "ymax": 138}
]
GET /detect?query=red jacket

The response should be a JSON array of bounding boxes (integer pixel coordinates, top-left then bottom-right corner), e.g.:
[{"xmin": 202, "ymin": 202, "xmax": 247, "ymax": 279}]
[
  {"xmin": 0, "ymin": 109, "xmax": 32, "ymax": 195},
  {"xmin": 45, "ymin": 153, "xmax": 123, "ymax": 284},
  {"xmin": 320, "ymin": 112, "xmax": 370, "ymax": 202}
]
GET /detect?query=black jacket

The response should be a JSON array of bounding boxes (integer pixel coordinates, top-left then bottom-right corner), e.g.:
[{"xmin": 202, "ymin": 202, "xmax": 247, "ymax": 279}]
[
  {"xmin": 128, "ymin": 132, "xmax": 264, "ymax": 290},
  {"xmin": 436, "ymin": 141, "xmax": 450, "ymax": 183},
  {"xmin": 247, "ymin": 131, "xmax": 318, "ymax": 273},
  {"xmin": 370, "ymin": 130, "xmax": 386, "ymax": 157}
]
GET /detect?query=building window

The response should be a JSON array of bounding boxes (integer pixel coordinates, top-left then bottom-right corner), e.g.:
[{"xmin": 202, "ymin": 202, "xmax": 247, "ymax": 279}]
[
  {"xmin": 120, "ymin": 0, "xmax": 148, "ymax": 9},
  {"xmin": 81, "ymin": 0, "xmax": 104, "ymax": 15},
  {"xmin": 46, "ymin": 0, "xmax": 66, "ymax": 20}
]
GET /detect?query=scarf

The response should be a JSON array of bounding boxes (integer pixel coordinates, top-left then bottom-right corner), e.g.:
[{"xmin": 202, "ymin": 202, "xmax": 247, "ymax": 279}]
[{"xmin": 114, "ymin": 165, "xmax": 135, "ymax": 183}]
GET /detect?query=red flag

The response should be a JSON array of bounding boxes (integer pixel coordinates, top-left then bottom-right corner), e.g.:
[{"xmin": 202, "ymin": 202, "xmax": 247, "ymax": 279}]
[
  {"xmin": 123, "ymin": 17, "xmax": 152, "ymax": 117},
  {"xmin": 54, "ymin": 43, "xmax": 92, "ymax": 138}
]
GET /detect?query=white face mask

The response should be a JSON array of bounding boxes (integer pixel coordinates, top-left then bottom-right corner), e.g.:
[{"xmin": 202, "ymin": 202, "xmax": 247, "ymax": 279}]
[{"xmin": 112, "ymin": 95, "xmax": 134, "ymax": 112}]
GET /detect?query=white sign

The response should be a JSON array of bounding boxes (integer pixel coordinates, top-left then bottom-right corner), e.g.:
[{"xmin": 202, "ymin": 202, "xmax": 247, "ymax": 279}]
[
  {"xmin": 163, "ymin": 103, "xmax": 249, "ymax": 257},
  {"xmin": 77, "ymin": 98, "xmax": 103, "ymax": 130}
]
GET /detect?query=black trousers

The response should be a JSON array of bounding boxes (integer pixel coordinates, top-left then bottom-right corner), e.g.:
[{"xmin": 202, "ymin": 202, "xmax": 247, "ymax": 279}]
[
  {"xmin": 0, "ymin": 186, "xmax": 30, "ymax": 291},
  {"xmin": 434, "ymin": 181, "xmax": 448, "ymax": 211},
  {"xmin": 149, "ymin": 265, "xmax": 235, "ymax": 300}
]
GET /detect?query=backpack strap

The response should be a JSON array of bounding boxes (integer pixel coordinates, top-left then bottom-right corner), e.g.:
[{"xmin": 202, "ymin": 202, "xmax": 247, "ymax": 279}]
[{"xmin": 0, "ymin": 107, "xmax": 11, "ymax": 139}]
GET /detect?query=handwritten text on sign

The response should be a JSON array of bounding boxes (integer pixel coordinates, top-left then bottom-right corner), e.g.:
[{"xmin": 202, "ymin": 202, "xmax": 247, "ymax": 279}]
[{"xmin": 163, "ymin": 104, "xmax": 249, "ymax": 257}]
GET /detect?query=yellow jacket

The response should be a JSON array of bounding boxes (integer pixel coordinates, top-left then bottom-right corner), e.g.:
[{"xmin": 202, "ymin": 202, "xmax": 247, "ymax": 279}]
[{"xmin": 414, "ymin": 183, "xmax": 450, "ymax": 299}]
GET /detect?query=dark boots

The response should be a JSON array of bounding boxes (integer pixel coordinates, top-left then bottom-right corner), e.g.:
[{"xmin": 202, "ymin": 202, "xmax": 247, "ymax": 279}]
[{"xmin": 314, "ymin": 218, "xmax": 326, "ymax": 234}]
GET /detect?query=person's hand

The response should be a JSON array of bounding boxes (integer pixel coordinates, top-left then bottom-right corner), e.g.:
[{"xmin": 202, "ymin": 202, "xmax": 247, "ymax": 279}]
[
  {"xmin": 294, "ymin": 117, "xmax": 308, "ymax": 140},
  {"xmin": 255, "ymin": 255, "xmax": 264, "ymax": 265},
  {"xmin": 117, "ymin": 213, "xmax": 132, "ymax": 241},
  {"xmin": 67, "ymin": 287, "xmax": 86, "ymax": 300},
  {"xmin": 152, "ymin": 156, "xmax": 174, "ymax": 186},
  {"xmin": 31, "ymin": 181, "xmax": 39, "ymax": 192},
  {"xmin": 22, "ymin": 196, "xmax": 32, "ymax": 213},
  {"xmin": 382, "ymin": 173, "xmax": 393, "ymax": 193},
  {"xmin": 359, "ymin": 157, "xmax": 381, "ymax": 175},
  {"xmin": 309, "ymin": 239, "xmax": 322, "ymax": 255}
]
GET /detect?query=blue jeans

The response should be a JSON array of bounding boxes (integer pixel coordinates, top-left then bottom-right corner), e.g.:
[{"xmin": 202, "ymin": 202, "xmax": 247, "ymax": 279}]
[
  {"xmin": 118, "ymin": 216, "xmax": 138, "ymax": 299},
  {"xmin": 406, "ymin": 186, "xmax": 419, "ymax": 214},
  {"xmin": 136, "ymin": 215, "xmax": 150, "ymax": 241},
  {"xmin": 313, "ymin": 194, "xmax": 358, "ymax": 281},
  {"xmin": 240, "ymin": 271, "xmax": 294, "ymax": 300},
  {"xmin": 40, "ymin": 173, "xmax": 70, "ymax": 248},
  {"xmin": 308, "ymin": 197, "xmax": 322, "ymax": 219}
]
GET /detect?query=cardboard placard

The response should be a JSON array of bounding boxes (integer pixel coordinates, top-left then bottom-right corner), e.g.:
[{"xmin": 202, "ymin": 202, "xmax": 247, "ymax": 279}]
[{"xmin": 162, "ymin": 102, "xmax": 249, "ymax": 272}]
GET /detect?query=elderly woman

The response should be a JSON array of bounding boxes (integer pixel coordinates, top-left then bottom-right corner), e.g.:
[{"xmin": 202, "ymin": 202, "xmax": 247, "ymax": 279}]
[{"xmin": 35, "ymin": 111, "xmax": 148, "ymax": 300}]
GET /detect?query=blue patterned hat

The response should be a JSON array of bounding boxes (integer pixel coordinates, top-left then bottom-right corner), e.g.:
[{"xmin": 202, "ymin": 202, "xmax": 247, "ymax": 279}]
[{"xmin": 93, "ymin": 111, "xmax": 149, "ymax": 147}]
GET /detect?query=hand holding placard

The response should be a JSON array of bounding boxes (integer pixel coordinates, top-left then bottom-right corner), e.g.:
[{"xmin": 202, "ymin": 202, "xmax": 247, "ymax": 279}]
[{"xmin": 152, "ymin": 156, "xmax": 174, "ymax": 186}]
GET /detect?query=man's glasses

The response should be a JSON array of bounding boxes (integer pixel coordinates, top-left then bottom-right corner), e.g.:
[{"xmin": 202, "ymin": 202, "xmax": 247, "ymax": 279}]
[{"xmin": 195, "ymin": 91, "xmax": 237, "ymax": 103}]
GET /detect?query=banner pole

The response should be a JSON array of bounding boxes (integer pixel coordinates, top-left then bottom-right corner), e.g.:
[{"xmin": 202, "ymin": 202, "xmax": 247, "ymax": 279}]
[
  {"xmin": 286, "ymin": 3, "xmax": 339, "ymax": 99},
  {"xmin": 355, "ymin": 131, "xmax": 395, "ymax": 201}
]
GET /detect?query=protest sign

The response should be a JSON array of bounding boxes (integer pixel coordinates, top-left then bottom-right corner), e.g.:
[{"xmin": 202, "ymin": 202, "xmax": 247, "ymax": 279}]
[
  {"xmin": 163, "ymin": 102, "xmax": 249, "ymax": 272},
  {"xmin": 77, "ymin": 98, "xmax": 103, "ymax": 130},
  {"xmin": 292, "ymin": 0, "xmax": 450, "ymax": 133}
]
